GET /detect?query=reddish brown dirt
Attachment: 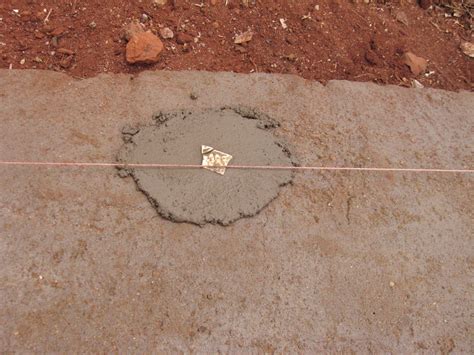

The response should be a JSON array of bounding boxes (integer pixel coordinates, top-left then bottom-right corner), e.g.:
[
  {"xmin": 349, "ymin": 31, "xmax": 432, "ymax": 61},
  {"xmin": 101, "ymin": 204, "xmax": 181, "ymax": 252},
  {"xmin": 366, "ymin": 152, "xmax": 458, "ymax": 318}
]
[{"xmin": 0, "ymin": 0, "xmax": 472, "ymax": 91}]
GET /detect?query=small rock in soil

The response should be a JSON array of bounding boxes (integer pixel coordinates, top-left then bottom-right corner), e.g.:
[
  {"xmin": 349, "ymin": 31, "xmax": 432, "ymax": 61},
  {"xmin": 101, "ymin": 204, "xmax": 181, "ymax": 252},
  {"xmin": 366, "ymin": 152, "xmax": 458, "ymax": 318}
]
[
  {"xmin": 411, "ymin": 79, "xmax": 424, "ymax": 89},
  {"xmin": 176, "ymin": 32, "xmax": 193, "ymax": 44},
  {"xmin": 51, "ymin": 26, "xmax": 66, "ymax": 37},
  {"xmin": 234, "ymin": 45, "xmax": 247, "ymax": 53},
  {"xmin": 57, "ymin": 48, "xmax": 74, "ymax": 55},
  {"xmin": 153, "ymin": 0, "xmax": 167, "ymax": 6},
  {"xmin": 60, "ymin": 55, "xmax": 73, "ymax": 68},
  {"xmin": 160, "ymin": 27, "xmax": 174, "ymax": 39},
  {"xmin": 402, "ymin": 51, "xmax": 427, "ymax": 76},
  {"xmin": 395, "ymin": 11, "xmax": 409, "ymax": 26},
  {"xmin": 20, "ymin": 11, "xmax": 32, "ymax": 22},
  {"xmin": 123, "ymin": 21, "xmax": 145, "ymax": 42},
  {"xmin": 42, "ymin": 25, "xmax": 53, "ymax": 33},
  {"xmin": 140, "ymin": 13, "xmax": 150, "ymax": 23},
  {"xmin": 460, "ymin": 41, "xmax": 474, "ymax": 58},
  {"xmin": 418, "ymin": 0, "xmax": 432, "ymax": 10},
  {"xmin": 283, "ymin": 53, "xmax": 296, "ymax": 62},
  {"xmin": 126, "ymin": 31, "xmax": 164, "ymax": 64},
  {"xmin": 88, "ymin": 21, "xmax": 97, "ymax": 29},
  {"xmin": 234, "ymin": 30, "xmax": 253, "ymax": 44}
]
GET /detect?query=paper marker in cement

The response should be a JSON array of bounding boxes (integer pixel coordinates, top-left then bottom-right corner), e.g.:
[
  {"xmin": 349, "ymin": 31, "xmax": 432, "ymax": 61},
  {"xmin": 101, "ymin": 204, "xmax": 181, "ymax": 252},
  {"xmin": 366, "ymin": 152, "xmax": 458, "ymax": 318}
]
[{"xmin": 201, "ymin": 145, "xmax": 233, "ymax": 175}]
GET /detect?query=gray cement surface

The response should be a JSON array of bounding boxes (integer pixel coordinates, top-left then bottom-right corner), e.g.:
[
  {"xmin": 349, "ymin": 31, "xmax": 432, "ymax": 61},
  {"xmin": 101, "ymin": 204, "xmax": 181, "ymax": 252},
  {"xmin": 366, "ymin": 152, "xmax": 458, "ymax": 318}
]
[
  {"xmin": 0, "ymin": 70, "xmax": 473, "ymax": 353},
  {"xmin": 117, "ymin": 107, "xmax": 294, "ymax": 226}
]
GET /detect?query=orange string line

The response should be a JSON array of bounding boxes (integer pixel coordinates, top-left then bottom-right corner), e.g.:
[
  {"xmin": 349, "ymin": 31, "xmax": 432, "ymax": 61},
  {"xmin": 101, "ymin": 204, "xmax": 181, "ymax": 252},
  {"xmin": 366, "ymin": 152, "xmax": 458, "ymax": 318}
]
[{"xmin": 0, "ymin": 161, "xmax": 472, "ymax": 174}]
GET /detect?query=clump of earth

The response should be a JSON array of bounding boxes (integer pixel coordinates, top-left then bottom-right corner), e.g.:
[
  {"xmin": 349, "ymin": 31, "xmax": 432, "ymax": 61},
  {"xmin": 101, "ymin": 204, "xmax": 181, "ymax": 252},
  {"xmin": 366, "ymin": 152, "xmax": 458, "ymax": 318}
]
[{"xmin": 117, "ymin": 107, "xmax": 296, "ymax": 226}]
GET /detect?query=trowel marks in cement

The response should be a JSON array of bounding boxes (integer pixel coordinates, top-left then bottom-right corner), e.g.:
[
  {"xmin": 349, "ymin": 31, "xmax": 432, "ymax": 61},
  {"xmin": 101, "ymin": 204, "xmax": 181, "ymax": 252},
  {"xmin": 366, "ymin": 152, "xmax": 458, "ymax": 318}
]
[{"xmin": 117, "ymin": 107, "xmax": 295, "ymax": 226}]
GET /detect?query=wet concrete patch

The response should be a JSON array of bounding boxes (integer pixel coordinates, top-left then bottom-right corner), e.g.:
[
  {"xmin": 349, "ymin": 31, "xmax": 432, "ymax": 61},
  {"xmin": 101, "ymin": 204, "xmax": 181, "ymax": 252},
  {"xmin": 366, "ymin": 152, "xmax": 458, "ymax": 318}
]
[{"xmin": 117, "ymin": 107, "xmax": 295, "ymax": 226}]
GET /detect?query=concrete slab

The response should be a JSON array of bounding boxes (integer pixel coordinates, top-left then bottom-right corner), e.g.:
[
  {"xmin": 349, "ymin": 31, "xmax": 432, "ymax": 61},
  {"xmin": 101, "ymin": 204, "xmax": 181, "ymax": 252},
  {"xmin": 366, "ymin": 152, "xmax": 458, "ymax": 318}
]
[{"xmin": 0, "ymin": 70, "xmax": 472, "ymax": 353}]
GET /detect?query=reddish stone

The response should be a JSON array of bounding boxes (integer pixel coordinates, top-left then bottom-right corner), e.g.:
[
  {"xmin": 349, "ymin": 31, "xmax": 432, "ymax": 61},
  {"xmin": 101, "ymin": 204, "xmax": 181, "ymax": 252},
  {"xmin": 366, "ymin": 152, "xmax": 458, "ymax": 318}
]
[
  {"xmin": 51, "ymin": 26, "xmax": 66, "ymax": 37},
  {"xmin": 126, "ymin": 31, "xmax": 164, "ymax": 64},
  {"xmin": 60, "ymin": 55, "xmax": 74, "ymax": 69},
  {"xmin": 123, "ymin": 21, "xmax": 144, "ymax": 42},
  {"xmin": 418, "ymin": 0, "xmax": 432, "ymax": 10},
  {"xmin": 176, "ymin": 32, "xmax": 193, "ymax": 45},
  {"xmin": 402, "ymin": 51, "xmax": 428, "ymax": 76},
  {"xmin": 34, "ymin": 31, "xmax": 45, "ymax": 39},
  {"xmin": 57, "ymin": 48, "xmax": 75, "ymax": 55}
]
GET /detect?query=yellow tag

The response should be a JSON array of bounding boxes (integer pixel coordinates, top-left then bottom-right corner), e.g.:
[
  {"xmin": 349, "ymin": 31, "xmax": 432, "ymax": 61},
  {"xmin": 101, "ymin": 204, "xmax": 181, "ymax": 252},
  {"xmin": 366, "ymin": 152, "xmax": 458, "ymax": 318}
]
[{"xmin": 201, "ymin": 145, "xmax": 233, "ymax": 175}]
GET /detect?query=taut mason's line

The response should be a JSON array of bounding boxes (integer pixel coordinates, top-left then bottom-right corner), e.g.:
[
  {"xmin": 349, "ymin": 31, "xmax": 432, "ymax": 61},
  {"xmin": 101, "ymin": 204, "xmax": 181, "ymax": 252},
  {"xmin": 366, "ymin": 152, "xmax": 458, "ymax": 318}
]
[{"xmin": 0, "ymin": 161, "xmax": 472, "ymax": 174}]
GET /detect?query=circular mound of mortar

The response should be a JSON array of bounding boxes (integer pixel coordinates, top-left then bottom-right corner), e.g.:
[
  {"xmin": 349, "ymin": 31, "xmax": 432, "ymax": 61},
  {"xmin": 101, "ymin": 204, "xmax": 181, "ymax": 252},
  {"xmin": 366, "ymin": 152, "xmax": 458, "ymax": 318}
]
[{"xmin": 117, "ymin": 107, "xmax": 295, "ymax": 226}]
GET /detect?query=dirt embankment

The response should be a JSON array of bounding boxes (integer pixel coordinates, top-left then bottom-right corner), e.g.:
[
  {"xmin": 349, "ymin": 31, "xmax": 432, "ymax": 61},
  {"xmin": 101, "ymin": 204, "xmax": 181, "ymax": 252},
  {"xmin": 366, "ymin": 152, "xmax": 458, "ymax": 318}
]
[{"xmin": 0, "ymin": 0, "xmax": 472, "ymax": 91}]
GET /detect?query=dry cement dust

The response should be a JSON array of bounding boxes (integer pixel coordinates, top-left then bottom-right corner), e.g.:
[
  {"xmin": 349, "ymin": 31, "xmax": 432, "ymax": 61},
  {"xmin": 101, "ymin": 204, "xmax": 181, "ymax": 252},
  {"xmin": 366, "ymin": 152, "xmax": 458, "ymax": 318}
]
[{"xmin": 117, "ymin": 107, "xmax": 295, "ymax": 225}]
